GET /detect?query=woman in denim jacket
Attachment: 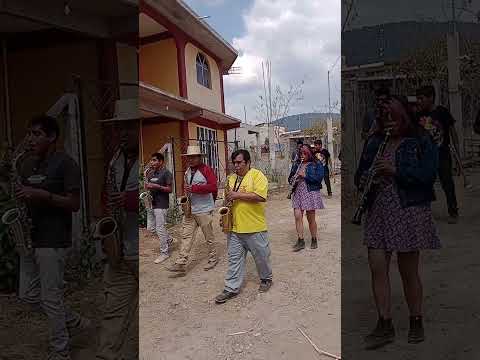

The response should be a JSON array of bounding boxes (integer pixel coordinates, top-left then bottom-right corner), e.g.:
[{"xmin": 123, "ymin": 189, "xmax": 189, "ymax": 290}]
[
  {"xmin": 288, "ymin": 145, "xmax": 325, "ymax": 252},
  {"xmin": 355, "ymin": 96, "xmax": 440, "ymax": 350}
]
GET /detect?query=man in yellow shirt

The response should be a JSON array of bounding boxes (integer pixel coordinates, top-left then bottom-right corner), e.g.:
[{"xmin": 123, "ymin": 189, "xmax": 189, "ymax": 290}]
[{"xmin": 215, "ymin": 149, "xmax": 273, "ymax": 304}]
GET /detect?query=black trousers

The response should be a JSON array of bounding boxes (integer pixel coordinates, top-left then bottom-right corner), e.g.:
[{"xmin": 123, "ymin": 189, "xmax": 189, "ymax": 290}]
[
  {"xmin": 323, "ymin": 167, "xmax": 332, "ymax": 195},
  {"xmin": 438, "ymin": 147, "xmax": 458, "ymax": 216}
]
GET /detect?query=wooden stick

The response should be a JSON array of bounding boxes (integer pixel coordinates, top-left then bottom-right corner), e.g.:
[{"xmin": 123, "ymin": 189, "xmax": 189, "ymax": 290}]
[{"xmin": 297, "ymin": 327, "xmax": 341, "ymax": 360}]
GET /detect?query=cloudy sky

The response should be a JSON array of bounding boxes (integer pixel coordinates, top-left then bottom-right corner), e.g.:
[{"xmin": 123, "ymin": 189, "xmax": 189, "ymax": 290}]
[{"xmin": 184, "ymin": 0, "xmax": 341, "ymax": 123}]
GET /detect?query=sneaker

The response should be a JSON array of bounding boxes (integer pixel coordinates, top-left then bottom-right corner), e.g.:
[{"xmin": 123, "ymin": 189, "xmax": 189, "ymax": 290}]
[
  {"xmin": 68, "ymin": 317, "xmax": 93, "ymax": 338},
  {"xmin": 215, "ymin": 290, "xmax": 238, "ymax": 304},
  {"xmin": 167, "ymin": 237, "xmax": 174, "ymax": 246},
  {"xmin": 311, "ymin": 238, "xmax": 318, "ymax": 249},
  {"xmin": 328, "ymin": 193, "xmax": 333, "ymax": 197},
  {"xmin": 365, "ymin": 318, "xmax": 395, "ymax": 350},
  {"xmin": 168, "ymin": 262, "xmax": 186, "ymax": 271},
  {"xmin": 204, "ymin": 258, "xmax": 218, "ymax": 271},
  {"xmin": 259, "ymin": 279, "xmax": 273, "ymax": 293},
  {"xmin": 408, "ymin": 316, "xmax": 425, "ymax": 344},
  {"xmin": 154, "ymin": 254, "xmax": 170, "ymax": 264}
]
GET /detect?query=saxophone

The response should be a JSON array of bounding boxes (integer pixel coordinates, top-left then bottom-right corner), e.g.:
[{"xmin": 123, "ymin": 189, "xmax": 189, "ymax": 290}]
[
  {"xmin": 351, "ymin": 130, "xmax": 391, "ymax": 225},
  {"xmin": 218, "ymin": 174, "xmax": 234, "ymax": 233},
  {"xmin": 178, "ymin": 171, "xmax": 192, "ymax": 218},
  {"xmin": 287, "ymin": 158, "xmax": 304, "ymax": 199},
  {"xmin": 139, "ymin": 162, "xmax": 153, "ymax": 210},
  {"xmin": 1, "ymin": 137, "xmax": 33, "ymax": 255},
  {"xmin": 92, "ymin": 149, "xmax": 125, "ymax": 263}
]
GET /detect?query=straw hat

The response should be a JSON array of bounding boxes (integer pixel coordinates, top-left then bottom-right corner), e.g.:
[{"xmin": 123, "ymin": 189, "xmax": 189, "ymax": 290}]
[
  {"xmin": 98, "ymin": 98, "xmax": 139, "ymax": 122},
  {"xmin": 182, "ymin": 145, "xmax": 204, "ymax": 156}
]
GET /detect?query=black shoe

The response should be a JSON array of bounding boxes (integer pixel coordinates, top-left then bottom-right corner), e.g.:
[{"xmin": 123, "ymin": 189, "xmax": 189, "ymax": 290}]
[
  {"xmin": 259, "ymin": 279, "xmax": 273, "ymax": 292},
  {"xmin": 447, "ymin": 214, "xmax": 459, "ymax": 224},
  {"xmin": 365, "ymin": 318, "xmax": 395, "ymax": 350},
  {"xmin": 311, "ymin": 238, "xmax": 318, "ymax": 249},
  {"xmin": 408, "ymin": 316, "xmax": 425, "ymax": 344},
  {"xmin": 215, "ymin": 290, "xmax": 238, "ymax": 304},
  {"xmin": 293, "ymin": 238, "xmax": 305, "ymax": 252}
]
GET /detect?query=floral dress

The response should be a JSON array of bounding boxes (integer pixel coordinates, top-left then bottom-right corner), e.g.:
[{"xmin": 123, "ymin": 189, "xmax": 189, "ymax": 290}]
[
  {"xmin": 364, "ymin": 142, "xmax": 441, "ymax": 251},
  {"xmin": 292, "ymin": 162, "xmax": 325, "ymax": 211}
]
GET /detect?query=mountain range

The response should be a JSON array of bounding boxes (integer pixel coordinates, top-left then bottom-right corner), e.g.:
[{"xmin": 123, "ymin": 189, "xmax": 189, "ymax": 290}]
[{"xmin": 272, "ymin": 112, "xmax": 341, "ymax": 132}]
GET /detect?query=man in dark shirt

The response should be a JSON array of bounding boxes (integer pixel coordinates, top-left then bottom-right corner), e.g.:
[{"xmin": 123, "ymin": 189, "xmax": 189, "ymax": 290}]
[
  {"xmin": 416, "ymin": 85, "xmax": 459, "ymax": 223},
  {"xmin": 145, "ymin": 152, "xmax": 173, "ymax": 264},
  {"xmin": 13, "ymin": 115, "xmax": 90, "ymax": 360},
  {"xmin": 362, "ymin": 87, "xmax": 391, "ymax": 140},
  {"xmin": 313, "ymin": 139, "xmax": 332, "ymax": 196},
  {"xmin": 291, "ymin": 140, "xmax": 303, "ymax": 163}
]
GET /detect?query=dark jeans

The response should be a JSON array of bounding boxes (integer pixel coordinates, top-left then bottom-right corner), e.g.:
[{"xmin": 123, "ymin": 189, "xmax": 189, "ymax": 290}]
[
  {"xmin": 323, "ymin": 167, "xmax": 332, "ymax": 195},
  {"xmin": 438, "ymin": 147, "xmax": 458, "ymax": 216}
]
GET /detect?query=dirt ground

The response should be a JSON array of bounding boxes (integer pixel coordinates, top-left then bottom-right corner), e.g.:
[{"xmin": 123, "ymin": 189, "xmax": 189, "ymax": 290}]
[
  {"xmin": 139, "ymin": 183, "xmax": 341, "ymax": 360},
  {"xmin": 342, "ymin": 171, "xmax": 480, "ymax": 360}
]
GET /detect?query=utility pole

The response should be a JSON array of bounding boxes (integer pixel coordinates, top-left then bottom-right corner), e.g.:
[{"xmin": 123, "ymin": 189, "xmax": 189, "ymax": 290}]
[
  {"xmin": 327, "ymin": 55, "xmax": 340, "ymax": 158},
  {"xmin": 447, "ymin": 0, "xmax": 464, "ymax": 156}
]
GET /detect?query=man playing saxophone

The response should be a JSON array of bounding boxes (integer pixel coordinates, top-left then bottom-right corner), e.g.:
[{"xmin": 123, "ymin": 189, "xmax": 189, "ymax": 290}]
[
  {"xmin": 168, "ymin": 145, "xmax": 218, "ymax": 276},
  {"xmin": 95, "ymin": 101, "xmax": 139, "ymax": 360},
  {"xmin": 144, "ymin": 152, "xmax": 174, "ymax": 264},
  {"xmin": 215, "ymin": 149, "xmax": 273, "ymax": 304},
  {"xmin": 10, "ymin": 115, "xmax": 91, "ymax": 360}
]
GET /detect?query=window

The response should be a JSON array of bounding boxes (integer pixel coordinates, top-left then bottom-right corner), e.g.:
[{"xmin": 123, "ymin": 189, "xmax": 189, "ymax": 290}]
[
  {"xmin": 197, "ymin": 126, "xmax": 219, "ymax": 180},
  {"xmin": 196, "ymin": 53, "xmax": 211, "ymax": 89}
]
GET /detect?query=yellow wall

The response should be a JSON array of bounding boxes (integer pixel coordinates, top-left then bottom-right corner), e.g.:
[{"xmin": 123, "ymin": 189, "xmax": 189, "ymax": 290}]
[
  {"xmin": 140, "ymin": 39, "xmax": 179, "ymax": 96},
  {"xmin": 141, "ymin": 120, "xmax": 183, "ymax": 195},
  {"xmin": 188, "ymin": 121, "xmax": 197, "ymax": 145},
  {"xmin": 185, "ymin": 43, "xmax": 222, "ymax": 112}
]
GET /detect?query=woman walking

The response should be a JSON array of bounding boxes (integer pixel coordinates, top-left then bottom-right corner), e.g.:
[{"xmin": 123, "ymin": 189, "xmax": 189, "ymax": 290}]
[
  {"xmin": 354, "ymin": 96, "xmax": 440, "ymax": 350},
  {"xmin": 289, "ymin": 145, "xmax": 325, "ymax": 252}
]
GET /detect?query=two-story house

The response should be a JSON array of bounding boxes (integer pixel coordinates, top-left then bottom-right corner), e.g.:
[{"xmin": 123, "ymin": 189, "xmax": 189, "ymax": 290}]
[{"xmin": 139, "ymin": 0, "xmax": 241, "ymax": 196}]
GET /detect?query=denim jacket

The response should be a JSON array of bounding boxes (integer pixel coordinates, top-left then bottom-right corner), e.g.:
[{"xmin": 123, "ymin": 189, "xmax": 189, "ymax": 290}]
[
  {"xmin": 288, "ymin": 161, "xmax": 324, "ymax": 192},
  {"xmin": 354, "ymin": 132, "xmax": 438, "ymax": 208}
]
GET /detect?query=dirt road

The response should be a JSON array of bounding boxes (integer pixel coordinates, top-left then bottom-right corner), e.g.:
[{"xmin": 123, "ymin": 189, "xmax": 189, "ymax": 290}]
[
  {"xmin": 342, "ymin": 173, "xmax": 480, "ymax": 360},
  {"xmin": 139, "ymin": 184, "xmax": 341, "ymax": 360}
]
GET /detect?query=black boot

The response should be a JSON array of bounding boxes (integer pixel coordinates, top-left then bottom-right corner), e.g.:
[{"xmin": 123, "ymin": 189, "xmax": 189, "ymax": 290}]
[
  {"xmin": 365, "ymin": 317, "xmax": 395, "ymax": 350},
  {"xmin": 311, "ymin": 238, "xmax": 318, "ymax": 249},
  {"xmin": 292, "ymin": 238, "xmax": 305, "ymax": 252},
  {"xmin": 408, "ymin": 316, "xmax": 425, "ymax": 344}
]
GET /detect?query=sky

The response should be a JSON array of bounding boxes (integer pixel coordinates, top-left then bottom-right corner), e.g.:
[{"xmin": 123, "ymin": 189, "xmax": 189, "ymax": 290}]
[{"xmin": 184, "ymin": 0, "xmax": 341, "ymax": 123}]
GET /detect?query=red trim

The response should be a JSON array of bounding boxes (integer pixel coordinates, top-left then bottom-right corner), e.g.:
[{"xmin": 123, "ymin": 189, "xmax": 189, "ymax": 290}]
[
  {"xmin": 175, "ymin": 35, "xmax": 188, "ymax": 98},
  {"xmin": 140, "ymin": 32, "xmax": 173, "ymax": 45},
  {"xmin": 220, "ymin": 74, "xmax": 226, "ymax": 113},
  {"xmin": 98, "ymin": 40, "xmax": 119, "ymax": 117},
  {"xmin": 190, "ymin": 117, "xmax": 238, "ymax": 131}
]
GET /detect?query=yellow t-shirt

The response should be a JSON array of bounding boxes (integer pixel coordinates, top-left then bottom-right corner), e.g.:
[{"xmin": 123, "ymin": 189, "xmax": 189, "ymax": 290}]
[{"xmin": 228, "ymin": 168, "xmax": 268, "ymax": 233}]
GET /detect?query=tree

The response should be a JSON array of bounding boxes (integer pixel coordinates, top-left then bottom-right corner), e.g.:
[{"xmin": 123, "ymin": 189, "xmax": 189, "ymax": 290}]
[
  {"xmin": 303, "ymin": 120, "xmax": 327, "ymax": 138},
  {"xmin": 255, "ymin": 60, "xmax": 304, "ymax": 156},
  {"xmin": 342, "ymin": 0, "xmax": 358, "ymax": 33}
]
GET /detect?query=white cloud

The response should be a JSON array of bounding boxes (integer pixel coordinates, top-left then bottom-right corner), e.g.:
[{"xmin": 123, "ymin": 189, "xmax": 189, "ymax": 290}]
[{"xmin": 224, "ymin": 0, "xmax": 341, "ymax": 122}]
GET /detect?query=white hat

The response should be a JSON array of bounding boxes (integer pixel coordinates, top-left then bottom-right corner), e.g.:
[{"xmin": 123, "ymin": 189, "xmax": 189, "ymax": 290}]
[
  {"xmin": 182, "ymin": 145, "xmax": 204, "ymax": 156},
  {"xmin": 99, "ymin": 98, "xmax": 139, "ymax": 122}
]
